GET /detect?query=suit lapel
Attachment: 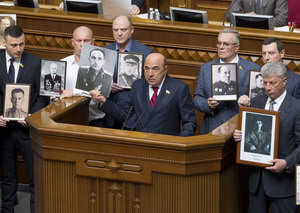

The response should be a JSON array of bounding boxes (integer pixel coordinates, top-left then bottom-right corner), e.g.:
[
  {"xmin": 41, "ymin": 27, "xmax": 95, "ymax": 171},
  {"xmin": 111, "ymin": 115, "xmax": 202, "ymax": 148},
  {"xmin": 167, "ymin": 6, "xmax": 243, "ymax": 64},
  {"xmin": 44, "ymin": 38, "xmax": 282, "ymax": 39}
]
[
  {"xmin": 0, "ymin": 52, "xmax": 10, "ymax": 83},
  {"xmin": 278, "ymin": 94, "xmax": 292, "ymax": 123},
  {"xmin": 237, "ymin": 58, "xmax": 248, "ymax": 85}
]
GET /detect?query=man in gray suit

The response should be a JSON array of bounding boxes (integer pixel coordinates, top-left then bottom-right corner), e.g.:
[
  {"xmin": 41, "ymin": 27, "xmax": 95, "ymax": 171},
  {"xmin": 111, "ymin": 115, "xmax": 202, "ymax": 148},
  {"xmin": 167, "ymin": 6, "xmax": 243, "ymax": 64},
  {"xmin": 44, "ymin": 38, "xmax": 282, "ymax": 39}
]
[
  {"xmin": 234, "ymin": 62, "xmax": 300, "ymax": 213},
  {"xmin": 226, "ymin": 0, "xmax": 288, "ymax": 27},
  {"xmin": 193, "ymin": 28, "xmax": 260, "ymax": 134}
]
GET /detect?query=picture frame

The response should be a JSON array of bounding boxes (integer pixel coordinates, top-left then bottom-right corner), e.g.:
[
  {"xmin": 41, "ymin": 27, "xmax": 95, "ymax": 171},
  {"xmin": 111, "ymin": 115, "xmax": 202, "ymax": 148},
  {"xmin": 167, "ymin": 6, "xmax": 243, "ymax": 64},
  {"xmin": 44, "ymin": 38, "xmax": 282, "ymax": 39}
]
[
  {"xmin": 117, "ymin": 52, "xmax": 143, "ymax": 89},
  {"xmin": 39, "ymin": 59, "xmax": 67, "ymax": 97},
  {"xmin": 249, "ymin": 70, "xmax": 265, "ymax": 102},
  {"xmin": 0, "ymin": 14, "xmax": 17, "ymax": 49},
  {"xmin": 3, "ymin": 83, "xmax": 30, "ymax": 121},
  {"xmin": 296, "ymin": 164, "xmax": 300, "ymax": 205},
  {"xmin": 75, "ymin": 44, "xmax": 116, "ymax": 97},
  {"xmin": 211, "ymin": 63, "xmax": 237, "ymax": 101},
  {"xmin": 236, "ymin": 106, "xmax": 280, "ymax": 167}
]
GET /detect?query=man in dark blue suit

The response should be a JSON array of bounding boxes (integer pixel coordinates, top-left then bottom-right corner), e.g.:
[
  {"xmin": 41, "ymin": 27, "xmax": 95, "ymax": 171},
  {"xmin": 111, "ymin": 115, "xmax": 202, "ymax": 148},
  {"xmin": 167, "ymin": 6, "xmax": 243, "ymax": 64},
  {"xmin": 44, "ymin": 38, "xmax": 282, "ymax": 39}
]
[
  {"xmin": 0, "ymin": 25, "xmax": 49, "ymax": 213},
  {"xmin": 262, "ymin": 37, "xmax": 300, "ymax": 99},
  {"xmin": 193, "ymin": 28, "xmax": 261, "ymax": 135},
  {"xmin": 105, "ymin": 15, "xmax": 154, "ymax": 128},
  {"xmin": 234, "ymin": 62, "xmax": 300, "ymax": 213},
  {"xmin": 90, "ymin": 53, "xmax": 197, "ymax": 136}
]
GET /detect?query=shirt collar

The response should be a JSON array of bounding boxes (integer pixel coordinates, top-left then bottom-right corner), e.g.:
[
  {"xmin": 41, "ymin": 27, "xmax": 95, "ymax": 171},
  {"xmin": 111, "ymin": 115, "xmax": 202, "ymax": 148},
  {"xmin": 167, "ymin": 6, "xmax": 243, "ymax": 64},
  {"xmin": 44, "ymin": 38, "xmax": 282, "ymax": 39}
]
[
  {"xmin": 5, "ymin": 51, "xmax": 21, "ymax": 63},
  {"xmin": 115, "ymin": 38, "xmax": 132, "ymax": 52},
  {"xmin": 220, "ymin": 54, "xmax": 239, "ymax": 64},
  {"xmin": 267, "ymin": 90, "xmax": 287, "ymax": 108}
]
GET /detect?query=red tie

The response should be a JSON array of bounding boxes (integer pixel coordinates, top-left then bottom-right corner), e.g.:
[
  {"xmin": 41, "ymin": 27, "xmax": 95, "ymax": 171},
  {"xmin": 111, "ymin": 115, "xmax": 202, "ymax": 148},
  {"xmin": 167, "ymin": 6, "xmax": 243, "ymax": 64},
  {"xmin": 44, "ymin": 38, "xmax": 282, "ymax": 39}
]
[{"xmin": 150, "ymin": 87, "xmax": 158, "ymax": 108}]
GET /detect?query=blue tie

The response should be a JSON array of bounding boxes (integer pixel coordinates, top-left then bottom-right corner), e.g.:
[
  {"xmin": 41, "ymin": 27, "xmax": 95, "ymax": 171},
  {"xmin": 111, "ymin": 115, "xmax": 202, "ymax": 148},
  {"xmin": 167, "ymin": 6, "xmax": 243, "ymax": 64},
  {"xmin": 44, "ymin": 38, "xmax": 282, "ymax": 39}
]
[{"xmin": 8, "ymin": 58, "xmax": 15, "ymax": 83}]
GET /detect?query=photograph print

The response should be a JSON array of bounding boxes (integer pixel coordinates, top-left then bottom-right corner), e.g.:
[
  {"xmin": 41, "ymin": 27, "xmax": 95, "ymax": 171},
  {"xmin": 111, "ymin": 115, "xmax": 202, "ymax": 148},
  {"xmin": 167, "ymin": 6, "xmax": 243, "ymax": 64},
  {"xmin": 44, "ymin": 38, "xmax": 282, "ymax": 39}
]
[
  {"xmin": 236, "ymin": 106, "xmax": 280, "ymax": 167},
  {"xmin": 39, "ymin": 59, "xmax": 66, "ymax": 97},
  {"xmin": 296, "ymin": 164, "xmax": 300, "ymax": 205},
  {"xmin": 249, "ymin": 70, "xmax": 265, "ymax": 102},
  {"xmin": 75, "ymin": 43, "xmax": 117, "ymax": 97},
  {"xmin": 117, "ymin": 52, "xmax": 143, "ymax": 88},
  {"xmin": 211, "ymin": 63, "xmax": 237, "ymax": 101},
  {"xmin": 3, "ymin": 83, "xmax": 30, "ymax": 121},
  {"xmin": 0, "ymin": 14, "xmax": 17, "ymax": 49}
]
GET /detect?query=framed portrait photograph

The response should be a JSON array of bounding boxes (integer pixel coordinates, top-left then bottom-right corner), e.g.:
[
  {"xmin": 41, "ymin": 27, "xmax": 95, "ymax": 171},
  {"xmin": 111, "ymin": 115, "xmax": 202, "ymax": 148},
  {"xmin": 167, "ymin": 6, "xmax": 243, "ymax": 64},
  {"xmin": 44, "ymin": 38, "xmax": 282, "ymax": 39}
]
[
  {"xmin": 211, "ymin": 63, "xmax": 237, "ymax": 101},
  {"xmin": 236, "ymin": 106, "xmax": 280, "ymax": 167},
  {"xmin": 0, "ymin": 14, "xmax": 17, "ymax": 49},
  {"xmin": 117, "ymin": 52, "xmax": 143, "ymax": 89},
  {"xmin": 39, "ymin": 59, "xmax": 67, "ymax": 97},
  {"xmin": 249, "ymin": 70, "xmax": 265, "ymax": 102},
  {"xmin": 3, "ymin": 83, "xmax": 30, "ymax": 121},
  {"xmin": 75, "ymin": 44, "xmax": 116, "ymax": 97},
  {"xmin": 296, "ymin": 164, "xmax": 300, "ymax": 205}
]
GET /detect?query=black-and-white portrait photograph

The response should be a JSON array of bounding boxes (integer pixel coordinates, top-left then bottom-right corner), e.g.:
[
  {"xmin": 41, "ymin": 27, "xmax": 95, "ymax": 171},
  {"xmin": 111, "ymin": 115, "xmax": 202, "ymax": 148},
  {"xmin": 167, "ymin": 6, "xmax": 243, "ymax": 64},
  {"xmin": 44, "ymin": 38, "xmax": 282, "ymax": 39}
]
[
  {"xmin": 75, "ymin": 44, "xmax": 116, "ymax": 97},
  {"xmin": 296, "ymin": 165, "xmax": 300, "ymax": 205},
  {"xmin": 39, "ymin": 59, "xmax": 66, "ymax": 97},
  {"xmin": 0, "ymin": 14, "xmax": 17, "ymax": 49},
  {"xmin": 211, "ymin": 63, "xmax": 237, "ymax": 101},
  {"xmin": 117, "ymin": 52, "xmax": 143, "ymax": 88},
  {"xmin": 3, "ymin": 84, "xmax": 30, "ymax": 121},
  {"xmin": 237, "ymin": 107, "xmax": 279, "ymax": 167},
  {"xmin": 249, "ymin": 70, "xmax": 265, "ymax": 102}
]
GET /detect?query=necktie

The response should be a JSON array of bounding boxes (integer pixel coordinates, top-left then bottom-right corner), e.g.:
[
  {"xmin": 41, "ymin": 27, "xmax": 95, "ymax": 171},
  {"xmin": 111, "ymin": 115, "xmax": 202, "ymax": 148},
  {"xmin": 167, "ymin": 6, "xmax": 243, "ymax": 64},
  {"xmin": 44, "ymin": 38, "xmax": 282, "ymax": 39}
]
[
  {"xmin": 90, "ymin": 69, "xmax": 96, "ymax": 82},
  {"xmin": 256, "ymin": 0, "xmax": 261, "ymax": 14},
  {"xmin": 269, "ymin": 100, "xmax": 276, "ymax": 110},
  {"xmin": 150, "ymin": 87, "xmax": 158, "ymax": 108},
  {"xmin": 8, "ymin": 58, "xmax": 15, "ymax": 83}
]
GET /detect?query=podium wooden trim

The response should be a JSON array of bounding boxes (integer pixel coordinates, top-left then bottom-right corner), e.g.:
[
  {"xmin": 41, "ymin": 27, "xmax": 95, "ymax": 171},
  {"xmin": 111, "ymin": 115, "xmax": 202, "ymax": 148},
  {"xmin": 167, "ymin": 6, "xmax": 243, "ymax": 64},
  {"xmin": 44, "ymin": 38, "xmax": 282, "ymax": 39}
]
[{"xmin": 26, "ymin": 97, "xmax": 248, "ymax": 213}]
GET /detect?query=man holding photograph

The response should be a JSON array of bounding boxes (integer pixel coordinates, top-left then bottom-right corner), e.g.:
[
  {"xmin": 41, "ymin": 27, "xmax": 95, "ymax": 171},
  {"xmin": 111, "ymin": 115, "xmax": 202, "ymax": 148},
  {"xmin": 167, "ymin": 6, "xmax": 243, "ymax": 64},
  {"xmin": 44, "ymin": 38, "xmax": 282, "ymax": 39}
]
[
  {"xmin": 234, "ymin": 62, "xmax": 300, "ymax": 213},
  {"xmin": 0, "ymin": 25, "xmax": 49, "ymax": 213},
  {"xmin": 4, "ymin": 88, "xmax": 28, "ymax": 119},
  {"xmin": 193, "ymin": 28, "xmax": 260, "ymax": 135}
]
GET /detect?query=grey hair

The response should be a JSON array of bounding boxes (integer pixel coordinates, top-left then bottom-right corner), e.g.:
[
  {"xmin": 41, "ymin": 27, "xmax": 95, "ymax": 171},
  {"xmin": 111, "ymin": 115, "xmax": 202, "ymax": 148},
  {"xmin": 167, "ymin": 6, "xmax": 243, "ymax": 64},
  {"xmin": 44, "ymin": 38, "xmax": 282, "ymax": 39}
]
[
  {"xmin": 219, "ymin": 28, "xmax": 241, "ymax": 44},
  {"xmin": 261, "ymin": 62, "xmax": 287, "ymax": 80}
]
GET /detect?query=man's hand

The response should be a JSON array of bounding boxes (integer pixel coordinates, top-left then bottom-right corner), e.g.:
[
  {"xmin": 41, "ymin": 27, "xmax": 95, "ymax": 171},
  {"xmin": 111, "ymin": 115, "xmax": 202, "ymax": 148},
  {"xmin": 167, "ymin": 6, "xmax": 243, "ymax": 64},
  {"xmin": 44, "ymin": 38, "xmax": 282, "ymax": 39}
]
[
  {"xmin": 50, "ymin": 96, "xmax": 59, "ymax": 102},
  {"xmin": 90, "ymin": 90, "xmax": 107, "ymax": 103},
  {"xmin": 60, "ymin": 89, "xmax": 74, "ymax": 99},
  {"xmin": 111, "ymin": 83, "xmax": 124, "ymax": 93},
  {"xmin": 266, "ymin": 159, "xmax": 287, "ymax": 173},
  {"xmin": 208, "ymin": 97, "xmax": 220, "ymax": 109},
  {"xmin": 233, "ymin": 129, "xmax": 242, "ymax": 142},
  {"xmin": 0, "ymin": 116, "xmax": 9, "ymax": 127},
  {"xmin": 18, "ymin": 114, "xmax": 31, "ymax": 128},
  {"xmin": 58, "ymin": 2, "xmax": 64, "ymax": 10},
  {"xmin": 238, "ymin": 95, "xmax": 250, "ymax": 107},
  {"xmin": 131, "ymin": 4, "xmax": 140, "ymax": 15}
]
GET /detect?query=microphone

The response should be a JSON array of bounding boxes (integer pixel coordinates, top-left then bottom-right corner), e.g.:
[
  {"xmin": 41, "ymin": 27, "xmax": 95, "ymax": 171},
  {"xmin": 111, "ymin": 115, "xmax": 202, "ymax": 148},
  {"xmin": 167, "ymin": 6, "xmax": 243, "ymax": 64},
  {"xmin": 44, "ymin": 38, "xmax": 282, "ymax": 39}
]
[
  {"xmin": 122, "ymin": 105, "xmax": 133, "ymax": 130},
  {"xmin": 223, "ymin": 0, "xmax": 239, "ymax": 26},
  {"xmin": 130, "ymin": 107, "xmax": 147, "ymax": 131}
]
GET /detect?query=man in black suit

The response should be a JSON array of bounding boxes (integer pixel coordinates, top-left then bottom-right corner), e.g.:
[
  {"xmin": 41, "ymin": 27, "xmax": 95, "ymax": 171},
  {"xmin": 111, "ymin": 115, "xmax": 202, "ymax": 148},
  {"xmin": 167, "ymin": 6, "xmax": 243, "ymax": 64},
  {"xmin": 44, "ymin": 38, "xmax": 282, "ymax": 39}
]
[
  {"xmin": 44, "ymin": 62, "xmax": 62, "ymax": 92},
  {"xmin": 0, "ymin": 25, "xmax": 49, "ymax": 213},
  {"xmin": 234, "ymin": 62, "xmax": 300, "ymax": 213},
  {"xmin": 90, "ymin": 53, "xmax": 197, "ymax": 136}
]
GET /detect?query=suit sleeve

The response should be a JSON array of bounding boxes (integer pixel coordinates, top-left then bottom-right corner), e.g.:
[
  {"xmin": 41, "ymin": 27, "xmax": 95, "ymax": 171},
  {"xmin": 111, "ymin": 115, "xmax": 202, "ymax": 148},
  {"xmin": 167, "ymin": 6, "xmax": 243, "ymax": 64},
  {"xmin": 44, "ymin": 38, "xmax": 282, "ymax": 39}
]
[
  {"xmin": 179, "ymin": 84, "xmax": 197, "ymax": 136},
  {"xmin": 193, "ymin": 66, "xmax": 212, "ymax": 115},
  {"xmin": 132, "ymin": 0, "xmax": 144, "ymax": 9},
  {"xmin": 273, "ymin": 0, "xmax": 288, "ymax": 27},
  {"xmin": 226, "ymin": 0, "xmax": 244, "ymax": 23}
]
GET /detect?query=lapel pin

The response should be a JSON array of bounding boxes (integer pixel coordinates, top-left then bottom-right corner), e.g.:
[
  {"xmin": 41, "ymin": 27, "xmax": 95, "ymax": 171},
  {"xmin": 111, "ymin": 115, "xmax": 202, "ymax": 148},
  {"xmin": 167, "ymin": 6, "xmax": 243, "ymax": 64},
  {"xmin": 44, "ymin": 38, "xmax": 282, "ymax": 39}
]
[
  {"xmin": 239, "ymin": 66, "xmax": 243, "ymax": 70},
  {"xmin": 20, "ymin": 63, "xmax": 24, "ymax": 68},
  {"xmin": 166, "ymin": 90, "xmax": 170, "ymax": 94}
]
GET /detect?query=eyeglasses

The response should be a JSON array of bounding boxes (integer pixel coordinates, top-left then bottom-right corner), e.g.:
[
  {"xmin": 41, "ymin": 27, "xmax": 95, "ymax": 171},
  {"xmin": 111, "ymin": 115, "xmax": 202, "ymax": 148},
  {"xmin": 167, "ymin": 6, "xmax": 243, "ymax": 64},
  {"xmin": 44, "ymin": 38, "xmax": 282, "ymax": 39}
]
[{"xmin": 215, "ymin": 41, "xmax": 238, "ymax": 48}]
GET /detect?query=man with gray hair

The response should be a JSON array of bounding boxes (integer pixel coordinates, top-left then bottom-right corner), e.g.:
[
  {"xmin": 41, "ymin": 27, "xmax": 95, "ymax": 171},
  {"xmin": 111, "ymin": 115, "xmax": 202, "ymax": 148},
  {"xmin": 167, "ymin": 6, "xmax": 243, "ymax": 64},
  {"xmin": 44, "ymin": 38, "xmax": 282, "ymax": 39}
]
[
  {"xmin": 193, "ymin": 28, "xmax": 261, "ymax": 134},
  {"xmin": 234, "ymin": 62, "xmax": 300, "ymax": 213}
]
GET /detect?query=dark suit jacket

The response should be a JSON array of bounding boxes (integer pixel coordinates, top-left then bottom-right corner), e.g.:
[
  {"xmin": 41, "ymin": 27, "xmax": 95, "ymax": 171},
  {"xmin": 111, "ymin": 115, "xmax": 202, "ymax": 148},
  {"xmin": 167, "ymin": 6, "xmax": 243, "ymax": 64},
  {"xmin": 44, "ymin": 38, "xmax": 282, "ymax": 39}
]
[
  {"xmin": 193, "ymin": 57, "xmax": 261, "ymax": 134},
  {"xmin": 226, "ymin": 0, "xmax": 288, "ymax": 27},
  {"xmin": 100, "ymin": 75, "xmax": 197, "ymax": 136},
  {"xmin": 44, "ymin": 74, "xmax": 62, "ymax": 91},
  {"xmin": 249, "ymin": 93, "xmax": 300, "ymax": 197},
  {"xmin": 0, "ymin": 51, "xmax": 49, "ymax": 139},
  {"xmin": 132, "ymin": 0, "xmax": 144, "ymax": 9},
  {"xmin": 286, "ymin": 68, "xmax": 300, "ymax": 99}
]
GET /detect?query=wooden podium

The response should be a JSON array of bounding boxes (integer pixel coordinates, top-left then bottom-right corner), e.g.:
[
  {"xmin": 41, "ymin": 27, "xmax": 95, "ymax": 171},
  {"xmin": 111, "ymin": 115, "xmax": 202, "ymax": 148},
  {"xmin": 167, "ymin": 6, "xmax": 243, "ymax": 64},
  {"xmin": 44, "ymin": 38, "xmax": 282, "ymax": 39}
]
[{"xmin": 26, "ymin": 97, "xmax": 248, "ymax": 213}]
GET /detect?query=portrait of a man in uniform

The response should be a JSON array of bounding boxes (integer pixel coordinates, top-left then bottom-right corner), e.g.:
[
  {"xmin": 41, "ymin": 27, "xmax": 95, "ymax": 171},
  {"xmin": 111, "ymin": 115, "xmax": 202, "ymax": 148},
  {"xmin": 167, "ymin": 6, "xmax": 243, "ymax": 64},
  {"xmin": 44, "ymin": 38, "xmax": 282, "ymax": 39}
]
[
  {"xmin": 117, "ymin": 53, "xmax": 143, "ymax": 88},
  {"xmin": 0, "ymin": 14, "xmax": 16, "ymax": 48},
  {"xmin": 249, "ymin": 72, "xmax": 266, "ymax": 101},
  {"xmin": 212, "ymin": 64, "xmax": 237, "ymax": 100},
  {"xmin": 4, "ymin": 85, "xmax": 30, "ymax": 120}
]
